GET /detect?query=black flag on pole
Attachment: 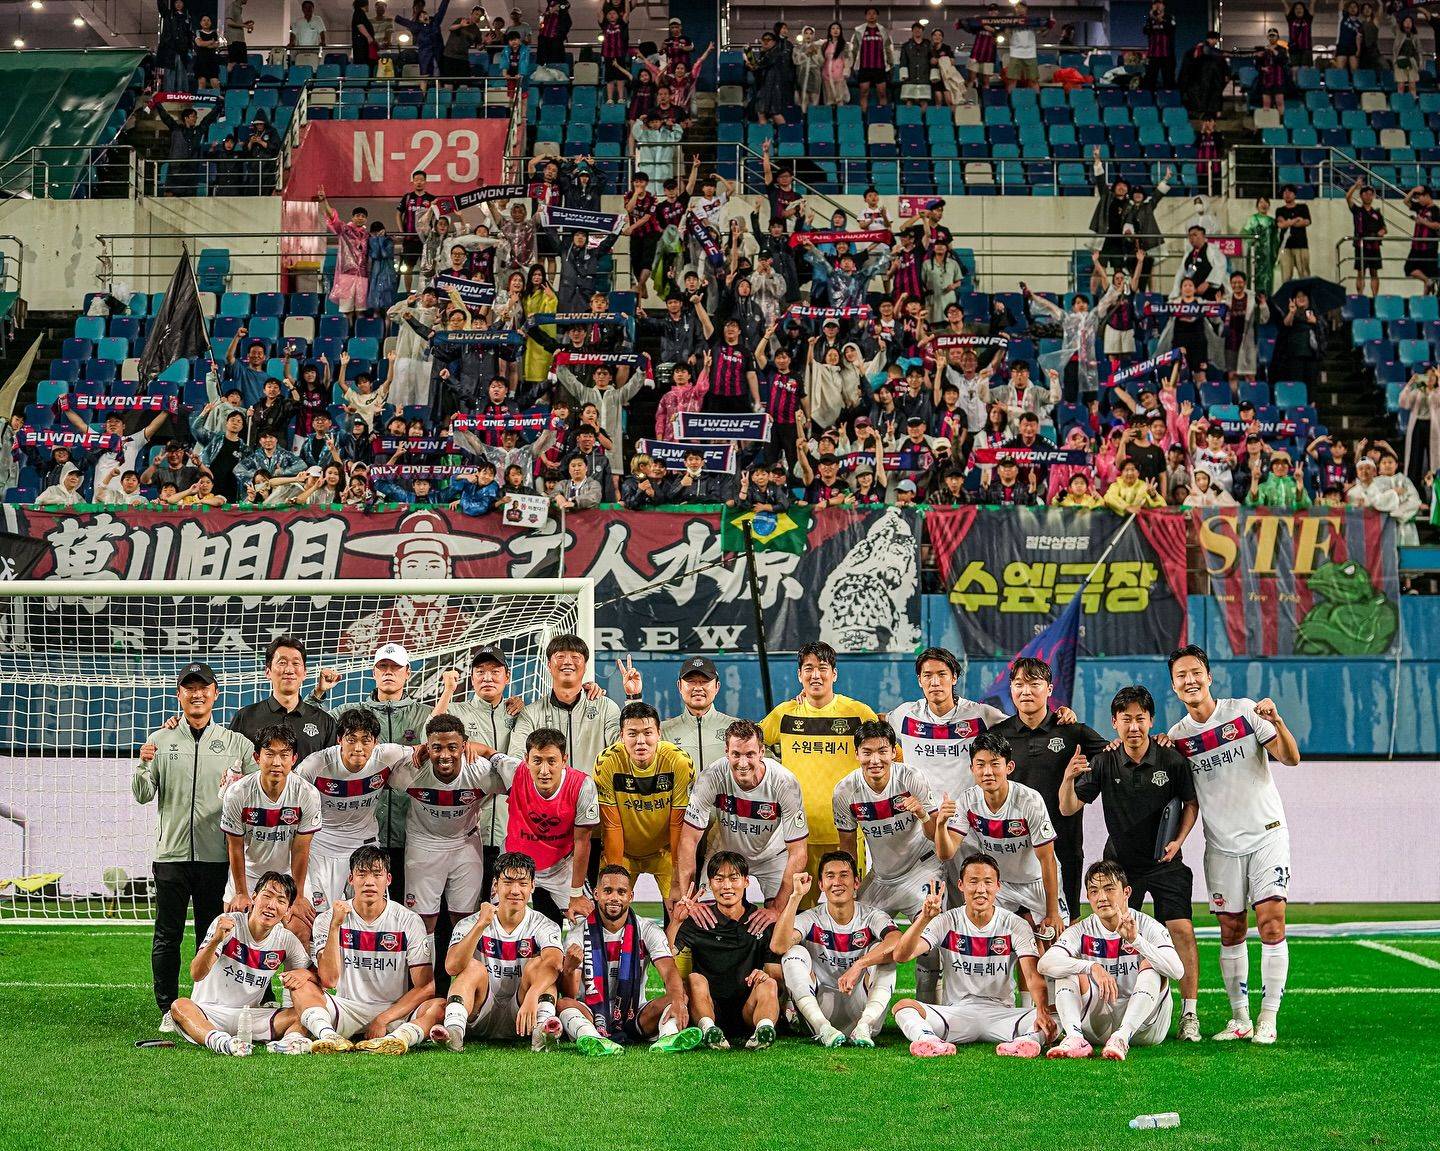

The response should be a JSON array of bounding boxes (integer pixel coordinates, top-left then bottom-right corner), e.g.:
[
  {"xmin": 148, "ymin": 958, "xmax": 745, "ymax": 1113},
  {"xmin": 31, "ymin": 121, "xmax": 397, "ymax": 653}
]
[
  {"xmin": 136, "ymin": 246, "xmax": 209, "ymax": 384},
  {"xmin": 0, "ymin": 530, "xmax": 47, "ymax": 581}
]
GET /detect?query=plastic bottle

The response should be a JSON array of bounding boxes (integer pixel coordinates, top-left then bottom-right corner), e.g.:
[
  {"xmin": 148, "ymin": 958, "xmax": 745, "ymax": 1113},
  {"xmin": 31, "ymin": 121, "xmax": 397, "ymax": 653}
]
[
  {"xmin": 236, "ymin": 1006, "xmax": 253, "ymax": 1056},
  {"xmin": 1129, "ymin": 1113, "xmax": 1180, "ymax": 1130}
]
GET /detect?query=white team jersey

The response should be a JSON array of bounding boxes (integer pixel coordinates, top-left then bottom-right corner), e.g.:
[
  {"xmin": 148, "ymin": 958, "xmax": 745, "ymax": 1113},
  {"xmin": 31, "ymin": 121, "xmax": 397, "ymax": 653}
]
[
  {"xmin": 683, "ymin": 758, "xmax": 808, "ymax": 868},
  {"xmin": 564, "ymin": 914, "xmax": 672, "ymax": 1004},
  {"xmin": 192, "ymin": 914, "xmax": 309, "ymax": 1009},
  {"xmin": 93, "ymin": 431, "xmax": 150, "ymax": 495},
  {"xmin": 857, "ymin": 206, "xmax": 890, "ymax": 250},
  {"xmin": 688, "ymin": 190, "xmax": 727, "ymax": 225},
  {"xmin": 832, "ymin": 763, "xmax": 939, "ymax": 881},
  {"xmin": 949, "ymin": 781, "xmax": 1056, "ymax": 887},
  {"xmin": 1193, "ymin": 448, "xmax": 1235, "ymax": 492},
  {"xmin": 1051, "ymin": 911, "xmax": 1178, "ymax": 998},
  {"xmin": 387, "ymin": 757, "xmax": 492, "ymax": 851},
  {"xmin": 793, "ymin": 902, "xmax": 898, "ymax": 991},
  {"xmin": 311, "ymin": 898, "xmax": 430, "ymax": 1011},
  {"xmin": 296, "ymin": 743, "xmax": 413, "ymax": 857},
  {"xmin": 219, "ymin": 773, "xmax": 322, "ymax": 882},
  {"xmin": 453, "ymin": 907, "xmax": 562, "ymax": 1002},
  {"xmin": 1168, "ymin": 697, "xmax": 1286, "ymax": 856},
  {"xmin": 890, "ymin": 697, "xmax": 1010, "ymax": 798},
  {"xmin": 921, "ymin": 905, "xmax": 1037, "ymax": 1006}
]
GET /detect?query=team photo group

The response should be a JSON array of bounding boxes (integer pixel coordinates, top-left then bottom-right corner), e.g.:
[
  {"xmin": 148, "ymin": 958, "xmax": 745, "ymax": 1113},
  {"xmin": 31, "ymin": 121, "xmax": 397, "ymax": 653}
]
[{"xmin": 136, "ymin": 627, "xmax": 1300, "ymax": 1062}]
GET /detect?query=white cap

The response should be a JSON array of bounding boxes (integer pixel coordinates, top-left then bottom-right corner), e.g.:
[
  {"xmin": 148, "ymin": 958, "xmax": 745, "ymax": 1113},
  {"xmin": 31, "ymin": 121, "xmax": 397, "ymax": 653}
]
[{"xmin": 373, "ymin": 642, "xmax": 411, "ymax": 666}]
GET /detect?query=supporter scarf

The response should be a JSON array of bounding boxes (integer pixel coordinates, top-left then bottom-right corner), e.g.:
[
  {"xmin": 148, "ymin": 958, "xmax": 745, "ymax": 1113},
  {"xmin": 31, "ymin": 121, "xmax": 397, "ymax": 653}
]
[
  {"xmin": 1214, "ymin": 418, "xmax": 1301, "ymax": 440},
  {"xmin": 788, "ymin": 229, "xmax": 893, "ymax": 249},
  {"xmin": 432, "ymin": 273, "xmax": 497, "ymax": 307},
  {"xmin": 452, "ymin": 412, "xmax": 554, "ymax": 433},
  {"xmin": 431, "ymin": 183, "xmax": 534, "ymax": 214},
  {"xmin": 435, "ymin": 329, "xmax": 523, "ymax": 346},
  {"xmin": 687, "ymin": 216, "xmax": 725, "ymax": 265},
  {"xmin": 971, "ymin": 447, "xmax": 1092, "ymax": 466},
  {"xmin": 368, "ymin": 463, "xmax": 470, "ymax": 479},
  {"xmin": 58, "ymin": 394, "xmax": 179, "ymax": 413},
  {"xmin": 583, "ymin": 911, "xmax": 646, "ymax": 1040},
  {"xmin": 1143, "ymin": 301, "xmax": 1229, "ymax": 319},
  {"xmin": 1109, "ymin": 348, "xmax": 1184, "ymax": 385},
  {"xmin": 841, "ymin": 450, "xmax": 905, "ymax": 470},
  {"xmin": 16, "ymin": 429, "xmax": 122, "ymax": 451},
  {"xmin": 554, "ymin": 350, "xmax": 645, "ymax": 369},
  {"xmin": 679, "ymin": 411, "xmax": 772, "ymax": 441},
  {"xmin": 149, "ymin": 91, "xmax": 220, "ymax": 118},
  {"xmin": 539, "ymin": 205, "xmax": 625, "ymax": 234},
  {"xmin": 933, "ymin": 333, "xmax": 1010, "ymax": 350},
  {"xmin": 532, "ymin": 311, "xmax": 628, "ymax": 326},
  {"xmin": 978, "ymin": 13, "xmax": 1038, "ymax": 27},
  {"xmin": 636, "ymin": 438, "xmax": 735, "ymax": 473},
  {"xmin": 373, "ymin": 436, "xmax": 453, "ymax": 453},
  {"xmin": 786, "ymin": 304, "xmax": 873, "ymax": 320}
]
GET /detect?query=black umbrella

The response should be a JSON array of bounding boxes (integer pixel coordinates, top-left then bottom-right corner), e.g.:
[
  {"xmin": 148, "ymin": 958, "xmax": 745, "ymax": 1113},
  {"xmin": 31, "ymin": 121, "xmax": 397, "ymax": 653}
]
[{"xmin": 1269, "ymin": 277, "xmax": 1346, "ymax": 316}]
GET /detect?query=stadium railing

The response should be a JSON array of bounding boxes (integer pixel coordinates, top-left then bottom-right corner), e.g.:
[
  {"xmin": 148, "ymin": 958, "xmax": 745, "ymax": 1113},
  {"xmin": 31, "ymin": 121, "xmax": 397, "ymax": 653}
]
[
  {"xmin": 135, "ymin": 156, "xmax": 282, "ymax": 199},
  {"xmin": 0, "ymin": 145, "xmax": 135, "ymax": 201}
]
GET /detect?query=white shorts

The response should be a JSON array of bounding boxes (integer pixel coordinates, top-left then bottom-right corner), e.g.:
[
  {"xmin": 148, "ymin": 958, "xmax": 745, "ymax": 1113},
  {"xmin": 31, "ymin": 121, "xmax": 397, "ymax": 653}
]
[
  {"xmin": 405, "ymin": 841, "xmax": 485, "ymax": 917},
  {"xmin": 1204, "ymin": 832, "xmax": 1291, "ymax": 914},
  {"xmin": 326, "ymin": 994, "xmax": 424, "ymax": 1040},
  {"xmin": 927, "ymin": 998, "xmax": 1038, "ymax": 1045},
  {"xmin": 184, "ymin": 1002, "xmax": 282, "ymax": 1042},
  {"xmin": 996, "ymin": 876, "xmax": 1069, "ymax": 922},
  {"xmin": 307, "ymin": 850, "xmax": 357, "ymax": 913},
  {"xmin": 466, "ymin": 983, "xmax": 523, "ymax": 1039},
  {"xmin": 747, "ymin": 852, "xmax": 788, "ymax": 901},
  {"xmin": 783, "ymin": 947, "xmax": 895, "ymax": 1034},
  {"xmin": 860, "ymin": 865, "xmax": 944, "ymax": 920},
  {"xmin": 1078, "ymin": 982, "xmax": 1173, "ymax": 1047}
]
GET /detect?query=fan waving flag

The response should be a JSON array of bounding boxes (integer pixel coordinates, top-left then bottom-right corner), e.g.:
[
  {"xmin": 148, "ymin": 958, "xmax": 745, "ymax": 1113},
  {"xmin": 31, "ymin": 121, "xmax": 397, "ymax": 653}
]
[
  {"xmin": 137, "ymin": 247, "xmax": 210, "ymax": 384},
  {"xmin": 977, "ymin": 590, "xmax": 1082, "ymax": 715},
  {"xmin": 720, "ymin": 506, "xmax": 812, "ymax": 554}
]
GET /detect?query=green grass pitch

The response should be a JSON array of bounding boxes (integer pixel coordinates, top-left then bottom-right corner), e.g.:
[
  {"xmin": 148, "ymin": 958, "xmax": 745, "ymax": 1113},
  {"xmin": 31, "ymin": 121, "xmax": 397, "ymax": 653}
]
[{"xmin": 4, "ymin": 908, "xmax": 1438, "ymax": 1151}]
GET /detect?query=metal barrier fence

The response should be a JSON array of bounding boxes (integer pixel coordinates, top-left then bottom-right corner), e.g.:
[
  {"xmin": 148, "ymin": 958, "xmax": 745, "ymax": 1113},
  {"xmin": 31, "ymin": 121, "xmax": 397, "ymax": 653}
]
[
  {"xmin": 136, "ymin": 156, "xmax": 281, "ymax": 199},
  {"xmin": 0, "ymin": 146, "xmax": 134, "ymax": 201}
]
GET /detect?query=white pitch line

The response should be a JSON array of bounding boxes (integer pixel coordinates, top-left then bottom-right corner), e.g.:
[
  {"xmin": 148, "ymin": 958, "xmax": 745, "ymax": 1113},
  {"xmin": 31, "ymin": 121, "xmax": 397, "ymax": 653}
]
[
  {"xmin": 0, "ymin": 981, "xmax": 152, "ymax": 989},
  {"xmin": 1356, "ymin": 939, "xmax": 1440, "ymax": 971}
]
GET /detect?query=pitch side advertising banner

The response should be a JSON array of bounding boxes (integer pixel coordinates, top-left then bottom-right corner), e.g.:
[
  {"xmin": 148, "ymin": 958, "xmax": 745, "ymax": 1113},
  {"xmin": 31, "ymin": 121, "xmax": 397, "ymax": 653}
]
[
  {"xmin": 283, "ymin": 119, "xmax": 509, "ymax": 199},
  {"xmin": 927, "ymin": 507, "xmax": 1188, "ymax": 657},
  {"xmin": 1192, "ymin": 507, "xmax": 1400, "ymax": 657},
  {"xmin": 1, "ymin": 505, "xmax": 922, "ymax": 655}
]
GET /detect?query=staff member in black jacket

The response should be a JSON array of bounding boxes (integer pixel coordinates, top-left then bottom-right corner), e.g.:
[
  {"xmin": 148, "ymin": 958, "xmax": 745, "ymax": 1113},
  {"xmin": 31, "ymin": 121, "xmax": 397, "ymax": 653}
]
[{"xmin": 229, "ymin": 635, "xmax": 337, "ymax": 763}]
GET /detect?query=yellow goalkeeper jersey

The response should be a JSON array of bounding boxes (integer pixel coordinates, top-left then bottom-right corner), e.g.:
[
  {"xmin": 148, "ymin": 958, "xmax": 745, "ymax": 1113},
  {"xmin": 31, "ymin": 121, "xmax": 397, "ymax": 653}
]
[
  {"xmin": 760, "ymin": 694, "xmax": 878, "ymax": 845},
  {"xmin": 593, "ymin": 740, "xmax": 695, "ymax": 859}
]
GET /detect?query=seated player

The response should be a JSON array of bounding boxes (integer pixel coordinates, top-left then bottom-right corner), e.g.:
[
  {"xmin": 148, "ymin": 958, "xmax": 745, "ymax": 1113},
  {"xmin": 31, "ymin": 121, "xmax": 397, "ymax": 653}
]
[
  {"xmin": 669, "ymin": 852, "xmax": 781, "ymax": 1051},
  {"xmin": 594, "ymin": 701, "xmax": 696, "ymax": 913},
  {"xmin": 220, "ymin": 725, "xmax": 320, "ymax": 939},
  {"xmin": 890, "ymin": 853, "xmax": 1056, "ymax": 1059},
  {"xmin": 170, "ymin": 871, "xmax": 319, "ymax": 1056},
  {"xmin": 834, "ymin": 718, "xmax": 945, "ymax": 1001},
  {"xmin": 769, "ymin": 856, "xmax": 900, "ymax": 1048},
  {"xmin": 302, "ymin": 845, "xmax": 444, "ymax": 1055},
  {"xmin": 1039, "ymin": 860, "xmax": 1186, "ymax": 1061},
  {"xmin": 438, "ymin": 851, "xmax": 565, "ymax": 1052},
  {"xmin": 674, "ymin": 720, "xmax": 809, "ymax": 930},
  {"xmin": 555, "ymin": 864, "xmax": 704, "ymax": 1055},
  {"xmin": 295, "ymin": 709, "xmax": 416, "ymax": 915},
  {"xmin": 935, "ymin": 732, "xmax": 1066, "ymax": 941},
  {"xmin": 385, "ymin": 715, "xmax": 490, "ymax": 945}
]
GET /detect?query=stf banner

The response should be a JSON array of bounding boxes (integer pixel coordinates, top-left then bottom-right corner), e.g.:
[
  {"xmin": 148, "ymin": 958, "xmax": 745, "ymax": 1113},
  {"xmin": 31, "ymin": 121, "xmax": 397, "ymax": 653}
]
[
  {"xmin": 0, "ymin": 504, "xmax": 922, "ymax": 655},
  {"xmin": 283, "ymin": 119, "xmax": 509, "ymax": 199},
  {"xmin": 1193, "ymin": 507, "xmax": 1400, "ymax": 656},
  {"xmin": 927, "ymin": 507, "xmax": 1188, "ymax": 657}
]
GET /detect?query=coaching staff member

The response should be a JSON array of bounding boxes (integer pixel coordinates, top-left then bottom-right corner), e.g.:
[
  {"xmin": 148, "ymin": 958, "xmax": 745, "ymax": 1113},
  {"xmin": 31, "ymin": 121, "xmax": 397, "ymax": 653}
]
[{"xmin": 229, "ymin": 634, "xmax": 337, "ymax": 762}]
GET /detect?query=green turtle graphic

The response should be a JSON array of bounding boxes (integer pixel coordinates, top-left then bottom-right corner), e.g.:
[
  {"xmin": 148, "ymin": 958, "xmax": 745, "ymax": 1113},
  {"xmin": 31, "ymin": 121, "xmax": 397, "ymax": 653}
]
[{"xmin": 1293, "ymin": 559, "xmax": 1399, "ymax": 655}]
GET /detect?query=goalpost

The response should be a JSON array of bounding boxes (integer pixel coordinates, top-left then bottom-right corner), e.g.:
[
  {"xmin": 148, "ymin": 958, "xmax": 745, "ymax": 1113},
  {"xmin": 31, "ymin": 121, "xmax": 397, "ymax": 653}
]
[{"xmin": 0, "ymin": 577, "xmax": 594, "ymax": 925}]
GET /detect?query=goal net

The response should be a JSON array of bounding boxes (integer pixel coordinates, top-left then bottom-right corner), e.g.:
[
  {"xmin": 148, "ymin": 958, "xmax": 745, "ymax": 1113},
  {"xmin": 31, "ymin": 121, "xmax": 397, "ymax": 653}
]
[{"xmin": 0, "ymin": 577, "xmax": 593, "ymax": 924}]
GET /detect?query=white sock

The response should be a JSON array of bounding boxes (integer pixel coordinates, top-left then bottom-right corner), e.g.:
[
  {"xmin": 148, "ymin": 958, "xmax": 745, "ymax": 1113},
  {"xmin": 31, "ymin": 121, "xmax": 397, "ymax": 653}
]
[
  {"xmin": 393, "ymin": 1021, "xmax": 425, "ymax": 1048},
  {"xmin": 781, "ymin": 949, "xmax": 831, "ymax": 1035},
  {"xmin": 699, "ymin": 1015, "xmax": 716, "ymax": 1033},
  {"xmin": 1053, "ymin": 975, "xmax": 1084, "ymax": 1039},
  {"xmin": 755, "ymin": 1017, "xmax": 775, "ymax": 1033},
  {"xmin": 857, "ymin": 967, "xmax": 896, "ymax": 1033},
  {"xmin": 559, "ymin": 1006, "xmax": 600, "ymax": 1041},
  {"xmin": 204, "ymin": 1029, "xmax": 234, "ymax": 1054},
  {"xmin": 1182, "ymin": 998, "xmax": 1198, "ymax": 1016},
  {"xmin": 443, "ymin": 1000, "xmax": 469, "ymax": 1032},
  {"xmin": 1018, "ymin": 988, "xmax": 1034, "ymax": 1008},
  {"xmin": 914, "ymin": 949, "xmax": 940, "ymax": 1004},
  {"xmin": 535, "ymin": 997, "xmax": 557, "ymax": 1027},
  {"xmin": 1260, "ymin": 939, "xmax": 1289, "ymax": 1016},
  {"xmin": 301, "ymin": 1007, "xmax": 339, "ymax": 1041},
  {"xmin": 894, "ymin": 1005, "xmax": 939, "ymax": 1043},
  {"xmin": 1115, "ymin": 968, "xmax": 1163, "ymax": 1042},
  {"xmin": 1220, "ymin": 943, "xmax": 1251, "ymax": 1021},
  {"xmin": 657, "ymin": 1006, "xmax": 680, "ymax": 1036}
]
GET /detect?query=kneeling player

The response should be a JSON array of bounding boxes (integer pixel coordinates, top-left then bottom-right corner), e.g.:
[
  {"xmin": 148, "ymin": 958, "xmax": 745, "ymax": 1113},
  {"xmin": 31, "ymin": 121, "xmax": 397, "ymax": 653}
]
[
  {"xmin": 1038, "ymin": 860, "xmax": 1185, "ymax": 1061},
  {"xmin": 669, "ymin": 852, "xmax": 781, "ymax": 1050},
  {"xmin": 891, "ymin": 853, "xmax": 1056, "ymax": 1058},
  {"xmin": 302, "ymin": 846, "xmax": 444, "ymax": 1054},
  {"xmin": 170, "ymin": 871, "xmax": 317, "ymax": 1055},
  {"xmin": 555, "ymin": 865, "xmax": 704, "ymax": 1055},
  {"xmin": 438, "ymin": 851, "xmax": 565, "ymax": 1051},
  {"xmin": 770, "ymin": 857, "xmax": 899, "ymax": 1048}
]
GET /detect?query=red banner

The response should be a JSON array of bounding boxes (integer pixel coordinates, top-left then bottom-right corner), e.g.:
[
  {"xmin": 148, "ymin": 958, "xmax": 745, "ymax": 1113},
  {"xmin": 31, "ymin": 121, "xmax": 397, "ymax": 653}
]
[{"xmin": 283, "ymin": 119, "xmax": 509, "ymax": 201}]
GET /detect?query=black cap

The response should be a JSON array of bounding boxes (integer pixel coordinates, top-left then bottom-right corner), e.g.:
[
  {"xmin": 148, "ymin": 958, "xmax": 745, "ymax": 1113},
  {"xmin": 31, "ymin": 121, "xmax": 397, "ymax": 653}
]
[
  {"xmin": 177, "ymin": 662, "xmax": 216, "ymax": 688},
  {"xmin": 471, "ymin": 646, "xmax": 508, "ymax": 669},
  {"xmin": 906, "ymin": 416, "xmax": 927, "ymax": 426},
  {"xmin": 678, "ymin": 655, "xmax": 718, "ymax": 681}
]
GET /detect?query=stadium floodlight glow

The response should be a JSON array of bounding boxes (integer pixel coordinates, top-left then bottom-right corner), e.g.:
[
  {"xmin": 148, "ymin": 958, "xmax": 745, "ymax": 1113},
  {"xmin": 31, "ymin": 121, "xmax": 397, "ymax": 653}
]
[
  {"xmin": 918, "ymin": 18, "xmax": 929, "ymax": 25},
  {"xmin": 397, "ymin": 31, "xmax": 410, "ymax": 42},
  {"xmin": 73, "ymin": 16, "xmax": 84, "ymax": 25},
  {"xmin": 29, "ymin": 0, "xmax": 41, "ymax": 9},
  {"xmin": 996, "ymin": 35, "xmax": 1006, "ymax": 44},
  {"xmin": 11, "ymin": 37, "xmax": 22, "ymax": 46}
]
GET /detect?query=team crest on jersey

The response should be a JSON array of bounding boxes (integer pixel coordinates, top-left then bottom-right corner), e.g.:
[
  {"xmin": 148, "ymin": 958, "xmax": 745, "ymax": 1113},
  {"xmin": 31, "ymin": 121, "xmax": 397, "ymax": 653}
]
[
  {"xmin": 458, "ymin": 790, "xmax": 477, "ymax": 804},
  {"xmin": 831, "ymin": 719, "xmax": 852, "ymax": 736},
  {"xmin": 518, "ymin": 939, "xmax": 535, "ymax": 957},
  {"xmin": 1047, "ymin": 738, "xmax": 1065, "ymax": 753},
  {"xmin": 209, "ymin": 739, "xmax": 227, "ymax": 753},
  {"xmin": 1211, "ymin": 892, "xmax": 1226, "ymax": 908},
  {"xmin": 368, "ymin": 774, "xmax": 386, "ymax": 790},
  {"xmin": 405, "ymin": 894, "xmax": 416, "ymax": 908},
  {"xmin": 1221, "ymin": 723, "xmax": 1239, "ymax": 742},
  {"xmin": 264, "ymin": 951, "xmax": 283, "ymax": 970},
  {"xmin": 380, "ymin": 933, "xmax": 401, "ymax": 951},
  {"xmin": 991, "ymin": 937, "xmax": 1009, "ymax": 955},
  {"xmin": 585, "ymin": 705, "xmax": 598, "ymax": 719},
  {"xmin": 756, "ymin": 803, "xmax": 778, "ymax": 821},
  {"xmin": 403, "ymin": 730, "xmax": 417, "ymax": 743},
  {"xmin": 1006, "ymin": 820, "xmax": 1026, "ymax": 837},
  {"xmin": 1151, "ymin": 771, "xmax": 1169, "ymax": 787},
  {"xmin": 281, "ymin": 807, "xmax": 300, "ymax": 825}
]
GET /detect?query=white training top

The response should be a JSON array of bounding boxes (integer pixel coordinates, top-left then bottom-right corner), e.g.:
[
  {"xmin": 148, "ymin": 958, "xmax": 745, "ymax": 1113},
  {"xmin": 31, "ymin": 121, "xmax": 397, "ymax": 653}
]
[
  {"xmin": 793, "ymin": 902, "xmax": 898, "ymax": 991},
  {"xmin": 832, "ymin": 763, "xmax": 939, "ymax": 881},
  {"xmin": 920, "ymin": 906, "xmax": 1037, "ymax": 1006},
  {"xmin": 193, "ymin": 914, "xmax": 310, "ymax": 1009},
  {"xmin": 1168, "ymin": 697, "xmax": 1286, "ymax": 856},
  {"xmin": 311, "ymin": 898, "xmax": 430, "ymax": 1012},
  {"xmin": 949, "ymin": 780, "xmax": 1057, "ymax": 886},
  {"xmin": 889, "ymin": 696, "xmax": 1010, "ymax": 799},
  {"xmin": 296, "ymin": 743, "xmax": 413, "ymax": 857},
  {"xmin": 219, "ymin": 772, "xmax": 322, "ymax": 883},
  {"xmin": 684, "ymin": 757, "xmax": 809, "ymax": 869},
  {"xmin": 452, "ymin": 907, "xmax": 563, "ymax": 1003}
]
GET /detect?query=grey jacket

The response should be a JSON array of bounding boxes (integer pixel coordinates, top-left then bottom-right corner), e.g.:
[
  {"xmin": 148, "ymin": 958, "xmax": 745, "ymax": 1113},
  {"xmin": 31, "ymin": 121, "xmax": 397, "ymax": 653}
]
[
  {"xmin": 511, "ymin": 691, "xmax": 621, "ymax": 777},
  {"xmin": 131, "ymin": 721, "xmax": 255, "ymax": 863},
  {"xmin": 661, "ymin": 705, "xmax": 740, "ymax": 773},
  {"xmin": 450, "ymin": 696, "xmax": 522, "ymax": 847}
]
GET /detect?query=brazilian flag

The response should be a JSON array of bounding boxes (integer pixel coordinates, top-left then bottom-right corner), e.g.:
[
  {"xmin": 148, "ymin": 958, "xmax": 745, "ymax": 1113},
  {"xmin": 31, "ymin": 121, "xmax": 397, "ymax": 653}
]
[{"xmin": 720, "ymin": 506, "xmax": 812, "ymax": 554}]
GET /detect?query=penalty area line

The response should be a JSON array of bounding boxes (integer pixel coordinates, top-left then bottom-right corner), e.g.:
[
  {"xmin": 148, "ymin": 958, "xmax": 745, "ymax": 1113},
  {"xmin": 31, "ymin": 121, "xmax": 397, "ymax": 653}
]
[{"xmin": 1355, "ymin": 940, "xmax": 1440, "ymax": 971}]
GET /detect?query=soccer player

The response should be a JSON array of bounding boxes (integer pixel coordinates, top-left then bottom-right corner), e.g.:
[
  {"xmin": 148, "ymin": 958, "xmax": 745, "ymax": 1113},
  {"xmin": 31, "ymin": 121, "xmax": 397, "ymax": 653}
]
[
  {"xmin": 294, "ymin": 709, "xmax": 416, "ymax": 914},
  {"xmin": 438, "ymin": 851, "xmax": 565, "ymax": 1051},
  {"xmin": 669, "ymin": 852, "xmax": 781, "ymax": 1050},
  {"xmin": 770, "ymin": 857, "xmax": 900, "ymax": 1048},
  {"xmin": 890, "ymin": 853, "xmax": 1056, "ymax": 1058},
  {"xmin": 660, "ymin": 655, "xmax": 740, "ymax": 774},
  {"xmin": 887, "ymin": 647, "xmax": 1010, "ymax": 797},
  {"xmin": 1039, "ymin": 860, "xmax": 1187, "ymax": 1061},
  {"xmin": 760, "ymin": 642, "xmax": 878, "ymax": 902},
  {"xmin": 935, "ymin": 732, "xmax": 1066, "ymax": 942},
  {"xmin": 229, "ymin": 635, "xmax": 337, "ymax": 763},
  {"xmin": 1059, "ymin": 685, "xmax": 1203, "ymax": 1042},
  {"xmin": 555, "ymin": 865, "xmax": 704, "ymax": 1055},
  {"xmin": 674, "ymin": 720, "xmax": 809, "ymax": 928},
  {"xmin": 1167, "ymin": 644, "xmax": 1301, "ymax": 1045},
  {"xmin": 594, "ymin": 702, "xmax": 695, "ymax": 911},
  {"xmin": 220, "ymin": 725, "xmax": 320, "ymax": 936},
  {"xmin": 385, "ymin": 715, "xmax": 490, "ymax": 946},
  {"xmin": 170, "ymin": 871, "xmax": 317, "ymax": 1055},
  {"xmin": 303, "ymin": 845, "xmax": 444, "ymax": 1054},
  {"xmin": 477, "ymin": 728, "xmax": 601, "ymax": 923}
]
